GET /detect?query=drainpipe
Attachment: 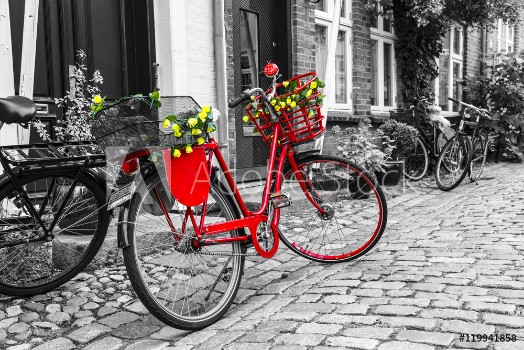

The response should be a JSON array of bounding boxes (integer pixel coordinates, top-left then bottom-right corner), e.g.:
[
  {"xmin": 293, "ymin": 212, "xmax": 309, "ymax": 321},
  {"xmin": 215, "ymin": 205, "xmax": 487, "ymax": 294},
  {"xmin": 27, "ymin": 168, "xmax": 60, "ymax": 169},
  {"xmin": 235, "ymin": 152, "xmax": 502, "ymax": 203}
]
[
  {"xmin": 213, "ymin": 0, "xmax": 229, "ymax": 164},
  {"xmin": 18, "ymin": 0, "xmax": 40, "ymax": 145},
  {"xmin": 315, "ymin": 0, "xmax": 342, "ymax": 154},
  {"xmin": 0, "ymin": 0, "xmax": 16, "ymax": 148}
]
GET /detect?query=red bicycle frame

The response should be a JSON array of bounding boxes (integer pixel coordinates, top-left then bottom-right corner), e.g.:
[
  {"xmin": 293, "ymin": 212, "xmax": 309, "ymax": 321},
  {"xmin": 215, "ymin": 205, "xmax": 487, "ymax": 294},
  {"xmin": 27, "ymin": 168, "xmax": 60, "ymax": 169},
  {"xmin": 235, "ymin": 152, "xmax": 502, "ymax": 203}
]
[{"xmin": 146, "ymin": 121, "xmax": 325, "ymax": 259}]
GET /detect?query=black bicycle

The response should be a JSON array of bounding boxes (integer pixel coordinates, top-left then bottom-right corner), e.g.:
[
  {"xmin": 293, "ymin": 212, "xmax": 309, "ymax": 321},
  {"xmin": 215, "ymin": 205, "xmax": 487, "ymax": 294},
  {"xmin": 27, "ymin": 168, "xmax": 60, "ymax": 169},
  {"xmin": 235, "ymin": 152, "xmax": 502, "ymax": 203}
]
[
  {"xmin": 434, "ymin": 98, "xmax": 474, "ymax": 191},
  {"xmin": 390, "ymin": 98, "xmax": 451, "ymax": 181},
  {"xmin": 0, "ymin": 95, "xmax": 193, "ymax": 296},
  {"xmin": 448, "ymin": 97, "xmax": 494, "ymax": 182}
]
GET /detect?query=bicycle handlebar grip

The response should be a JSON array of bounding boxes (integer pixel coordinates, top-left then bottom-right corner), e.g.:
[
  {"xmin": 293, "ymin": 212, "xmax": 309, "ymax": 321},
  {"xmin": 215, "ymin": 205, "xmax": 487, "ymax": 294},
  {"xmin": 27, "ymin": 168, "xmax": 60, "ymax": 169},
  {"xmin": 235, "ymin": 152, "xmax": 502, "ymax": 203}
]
[
  {"xmin": 228, "ymin": 92, "xmax": 251, "ymax": 108},
  {"xmin": 448, "ymin": 97, "xmax": 459, "ymax": 104}
]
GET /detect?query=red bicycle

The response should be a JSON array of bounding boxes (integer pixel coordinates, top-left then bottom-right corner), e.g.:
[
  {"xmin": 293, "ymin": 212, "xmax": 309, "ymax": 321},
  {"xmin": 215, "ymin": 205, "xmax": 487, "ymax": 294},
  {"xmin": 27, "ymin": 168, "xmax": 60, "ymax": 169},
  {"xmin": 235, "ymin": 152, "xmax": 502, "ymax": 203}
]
[{"xmin": 116, "ymin": 64, "xmax": 388, "ymax": 330}]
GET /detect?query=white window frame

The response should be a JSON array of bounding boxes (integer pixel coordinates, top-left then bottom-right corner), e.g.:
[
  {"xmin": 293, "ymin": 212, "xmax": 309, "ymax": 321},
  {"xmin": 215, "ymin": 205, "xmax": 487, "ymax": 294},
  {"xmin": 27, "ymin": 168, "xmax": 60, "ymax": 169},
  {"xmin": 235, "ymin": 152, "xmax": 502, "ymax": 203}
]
[
  {"xmin": 314, "ymin": 0, "xmax": 353, "ymax": 111},
  {"xmin": 435, "ymin": 26, "xmax": 463, "ymax": 113},
  {"xmin": 497, "ymin": 19, "xmax": 515, "ymax": 53},
  {"xmin": 370, "ymin": 13, "xmax": 396, "ymax": 112}
]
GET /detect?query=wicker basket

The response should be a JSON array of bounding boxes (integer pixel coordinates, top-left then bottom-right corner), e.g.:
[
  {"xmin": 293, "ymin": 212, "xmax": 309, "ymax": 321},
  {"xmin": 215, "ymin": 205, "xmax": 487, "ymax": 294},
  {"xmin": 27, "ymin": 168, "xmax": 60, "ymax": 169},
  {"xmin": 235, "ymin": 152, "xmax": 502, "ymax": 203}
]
[{"xmin": 91, "ymin": 96, "xmax": 201, "ymax": 160}]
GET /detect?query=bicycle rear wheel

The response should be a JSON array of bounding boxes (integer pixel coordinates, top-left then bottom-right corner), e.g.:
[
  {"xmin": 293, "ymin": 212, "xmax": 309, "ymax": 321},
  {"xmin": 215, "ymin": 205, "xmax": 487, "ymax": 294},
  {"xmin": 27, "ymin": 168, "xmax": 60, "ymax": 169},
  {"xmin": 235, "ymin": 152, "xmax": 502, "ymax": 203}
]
[
  {"xmin": 278, "ymin": 155, "xmax": 387, "ymax": 263},
  {"xmin": 403, "ymin": 137, "xmax": 428, "ymax": 181},
  {"xmin": 0, "ymin": 172, "xmax": 109, "ymax": 296},
  {"xmin": 122, "ymin": 174, "xmax": 245, "ymax": 330},
  {"xmin": 470, "ymin": 130, "xmax": 489, "ymax": 181},
  {"xmin": 435, "ymin": 135, "xmax": 472, "ymax": 191}
]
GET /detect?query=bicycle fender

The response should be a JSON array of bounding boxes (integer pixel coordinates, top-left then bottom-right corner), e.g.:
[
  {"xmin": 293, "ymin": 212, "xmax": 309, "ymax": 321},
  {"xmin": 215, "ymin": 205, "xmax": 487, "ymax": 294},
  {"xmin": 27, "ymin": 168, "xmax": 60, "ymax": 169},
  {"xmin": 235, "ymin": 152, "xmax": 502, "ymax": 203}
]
[{"xmin": 117, "ymin": 203, "xmax": 129, "ymax": 249}]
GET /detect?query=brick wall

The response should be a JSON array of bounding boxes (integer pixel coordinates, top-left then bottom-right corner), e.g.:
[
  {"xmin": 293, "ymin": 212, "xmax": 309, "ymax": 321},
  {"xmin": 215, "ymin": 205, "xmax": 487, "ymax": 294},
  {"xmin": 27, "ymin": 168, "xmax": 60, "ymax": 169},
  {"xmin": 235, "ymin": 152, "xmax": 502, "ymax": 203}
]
[
  {"xmin": 463, "ymin": 28, "xmax": 483, "ymax": 78},
  {"xmin": 291, "ymin": 0, "xmax": 316, "ymax": 76},
  {"xmin": 224, "ymin": 0, "xmax": 237, "ymax": 170},
  {"xmin": 352, "ymin": 0, "xmax": 372, "ymax": 117}
]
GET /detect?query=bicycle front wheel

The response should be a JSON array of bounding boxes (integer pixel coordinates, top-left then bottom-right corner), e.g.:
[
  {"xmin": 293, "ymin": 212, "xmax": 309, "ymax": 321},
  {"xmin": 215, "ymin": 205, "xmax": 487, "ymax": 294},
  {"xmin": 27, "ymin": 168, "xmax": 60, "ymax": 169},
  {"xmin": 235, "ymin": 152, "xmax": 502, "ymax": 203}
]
[
  {"xmin": 123, "ymin": 174, "xmax": 245, "ymax": 330},
  {"xmin": 278, "ymin": 155, "xmax": 387, "ymax": 263},
  {"xmin": 470, "ymin": 130, "xmax": 489, "ymax": 181},
  {"xmin": 435, "ymin": 135, "xmax": 472, "ymax": 191},
  {"xmin": 403, "ymin": 137, "xmax": 429, "ymax": 181},
  {"xmin": 0, "ymin": 172, "xmax": 109, "ymax": 296}
]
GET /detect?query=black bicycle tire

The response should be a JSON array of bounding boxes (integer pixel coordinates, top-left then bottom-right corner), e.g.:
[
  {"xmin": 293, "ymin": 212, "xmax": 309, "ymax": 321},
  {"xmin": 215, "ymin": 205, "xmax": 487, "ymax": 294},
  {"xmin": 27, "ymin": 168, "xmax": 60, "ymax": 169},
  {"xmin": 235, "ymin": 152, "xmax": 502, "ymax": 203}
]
[
  {"xmin": 0, "ymin": 172, "xmax": 109, "ymax": 296},
  {"xmin": 278, "ymin": 155, "xmax": 388, "ymax": 263},
  {"xmin": 122, "ymin": 174, "xmax": 245, "ymax": 330},
  {"xmin": 469, "ymin": 130, "xmax": 489, "ymax": 181},
  {"xmin": 404, "ymin": 137, "xmax": 429, "ymax": 181},
  {"xmin": 435, "ymin": 135, "xmax": 473, "ymax": 191}
]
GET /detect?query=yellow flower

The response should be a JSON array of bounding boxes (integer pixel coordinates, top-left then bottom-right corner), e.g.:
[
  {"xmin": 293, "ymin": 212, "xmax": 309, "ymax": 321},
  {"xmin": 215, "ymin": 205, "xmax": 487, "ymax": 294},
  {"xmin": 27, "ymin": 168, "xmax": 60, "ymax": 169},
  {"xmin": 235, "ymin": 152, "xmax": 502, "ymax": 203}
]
[
  {"xmin": 197, "ymin": 137, "xmax": 205, "ymax": 145},
  {"xmin": 185, "ymin": 145, "xmax": 193, "ymax": 154},
  {"xmin": 207, "ymin": 126, "xmax": 214, "ymax": 132},
  {"xmin": 163, "ymin": 119, "xmax": 171, "ymax": 129},
  {"xmin": 274, "ymin": 105, "xmax": 281, "ymax": 112},
  {"xmin": 199, "ymin": 111, "xmax": 208, "ymax": 120},
  {"xmin": 306, "ymin": 89, "xmax": 313, "ymax": 97},
  {"xmin": 286, "ymin": 98, "xmax": 292, "ymax": 104},
  {"xmin": 243, "ymin": 115, "xmax": 250, "ymax": 123},
  {"xmin": 93, "ymin": 95, "xmax": 103, "ymax": 104},
  {"xmin": 308, "ymin": 110, "xmax": 314, "ymax": 117},
  {"xmin": 282, "ymin": 81, "xmax": 289, "ymax": 87},
  {"xmin": 174, "ymin": 132, "xmax": 182, "ymax": 138},
  {"xmin": 270, "ymin": 99, "xmax": 277, "ymax": 106},
  {"xmin": 279, "ymin": 102, "xmax": 286, "ymax": 108},
  {"xmin": 201, "ymin": 106, "xmax": 211, "ymax": 113},
  {"xmin": 172, "ymin": 123, "xmax": 180, "ymax": 133},
  {"xmin": 173, "ymin": 149, "xmax": 181, "ymax": 158},
  {"xmin": 310, "ymin": 81, "xmax": 318, "ymax": 89},
  {"xmin": 191, "ymin": 128, "xmax": 202, "ymax": 135},
  {"xmin": 187, "ymin": 118, "xmax": 198, "ymax": 127},
  {"xmin": 290, "ymin": 101, "xmax": 297, "ymax": 109}
]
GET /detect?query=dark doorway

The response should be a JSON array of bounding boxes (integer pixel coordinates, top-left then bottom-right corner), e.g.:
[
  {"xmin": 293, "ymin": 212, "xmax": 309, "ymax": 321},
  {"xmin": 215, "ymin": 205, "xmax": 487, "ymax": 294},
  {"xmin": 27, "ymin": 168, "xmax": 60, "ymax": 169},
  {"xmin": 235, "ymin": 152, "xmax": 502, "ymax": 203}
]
[
  {"xmin": 9, "ymin": 0, "xmax": 156, "ymax": 142},
  {"xmin": 232, "ymin": 0, "xmax": 291, "ymax": 180}
]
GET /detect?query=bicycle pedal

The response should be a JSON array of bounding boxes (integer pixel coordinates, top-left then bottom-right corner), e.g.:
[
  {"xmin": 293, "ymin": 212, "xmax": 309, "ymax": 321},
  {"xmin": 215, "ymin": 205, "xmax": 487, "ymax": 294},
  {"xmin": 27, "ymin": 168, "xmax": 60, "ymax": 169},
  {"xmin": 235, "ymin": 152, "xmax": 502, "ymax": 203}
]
[{"xmin": 270, "ymin": 192, "xmax": 292, "ymax": 209}]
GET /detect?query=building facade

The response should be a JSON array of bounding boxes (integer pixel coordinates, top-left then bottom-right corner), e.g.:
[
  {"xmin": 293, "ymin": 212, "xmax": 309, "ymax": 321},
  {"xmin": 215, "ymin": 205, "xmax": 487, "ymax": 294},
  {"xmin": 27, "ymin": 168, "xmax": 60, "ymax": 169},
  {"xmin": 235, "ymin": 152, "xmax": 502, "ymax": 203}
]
[{"xmin": 0, "ymin": 0, "xmax": 523, "ymax": 177}]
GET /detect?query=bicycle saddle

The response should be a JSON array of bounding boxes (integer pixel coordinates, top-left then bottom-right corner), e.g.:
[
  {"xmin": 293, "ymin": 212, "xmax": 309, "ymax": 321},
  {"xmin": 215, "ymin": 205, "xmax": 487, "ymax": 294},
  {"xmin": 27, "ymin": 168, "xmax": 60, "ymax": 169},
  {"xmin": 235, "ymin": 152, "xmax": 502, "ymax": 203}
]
[{"xmin": 0, "ymin": 96, "xmax": 37, "ymax": 124}]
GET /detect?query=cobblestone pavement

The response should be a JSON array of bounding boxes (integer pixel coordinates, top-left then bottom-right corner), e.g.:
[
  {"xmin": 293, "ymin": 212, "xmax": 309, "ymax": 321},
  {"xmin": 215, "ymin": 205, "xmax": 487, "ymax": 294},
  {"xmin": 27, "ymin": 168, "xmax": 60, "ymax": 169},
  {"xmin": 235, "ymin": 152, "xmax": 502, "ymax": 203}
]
[{"xmin": 0, "ymin": 163, "xmax": 523, "ymax": 350}]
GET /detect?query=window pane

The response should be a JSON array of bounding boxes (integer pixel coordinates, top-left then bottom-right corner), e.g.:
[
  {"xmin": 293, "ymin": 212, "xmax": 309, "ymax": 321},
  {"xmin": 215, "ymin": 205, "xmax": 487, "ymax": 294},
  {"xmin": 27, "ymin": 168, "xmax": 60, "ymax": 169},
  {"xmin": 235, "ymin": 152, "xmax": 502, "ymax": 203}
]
[
  {"xmin": 439, "ymin": 56, "xmax": 450, "ymax": 111},
  {"xmin": 453, "ymin": 61, "xmax": 461, "ymax": 112},
  {"xmin": 335, "ymin": 31, "xmax": 347, "ymax": 104},
  {"xmin": 383, "ymin": 17, "xmax": 391, "ymax": 32},
  {"xmin": 442, "ymin": 31, "xmax": 451, "ymax": 52},
  {"xmin": 371, "ymin": 40, "xmax": 378, "ymax": 106},
  {"xmin": 240, "ymin": 10, "xmax": 259, "ymax": 91},
  {"xmin": 501, "ymin": 25, "xmax": 508, "ymax": 52},
  {"xmin": 384, "ymin": 43, "xmax": 392, "ymax": 106},
  {"xmin": 453, "ymin": 28, "xmax": 461, "ymax": 54},
  {"xmin": 340, "ymin": 0, "xmax": 347, "ymax": 18},
  {"xmin": 371, "ymin": 4, "xmax": 378, "ymax": 28},
  {"xmin": 314, "ymin": 0, "xmax": 326, "ymax": 12},
  {"xmin": 315, "ymin": 25, "xmax": 328, "ymax": 82}
]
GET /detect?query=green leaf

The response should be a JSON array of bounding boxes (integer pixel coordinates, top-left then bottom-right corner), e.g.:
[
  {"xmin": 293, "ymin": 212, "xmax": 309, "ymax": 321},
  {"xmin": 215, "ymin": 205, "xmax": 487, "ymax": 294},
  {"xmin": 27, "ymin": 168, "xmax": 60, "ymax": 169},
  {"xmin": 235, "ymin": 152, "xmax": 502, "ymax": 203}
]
[{"xmin": 153, "ymin": 100, "xmax": 162, "ymax": 108}]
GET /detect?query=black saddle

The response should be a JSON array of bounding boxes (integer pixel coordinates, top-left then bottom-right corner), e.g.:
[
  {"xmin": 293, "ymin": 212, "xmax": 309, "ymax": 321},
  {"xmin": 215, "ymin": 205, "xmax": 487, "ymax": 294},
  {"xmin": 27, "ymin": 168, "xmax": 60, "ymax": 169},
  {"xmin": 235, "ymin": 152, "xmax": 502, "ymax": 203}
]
[{"xmin": 0, "ymin": 96, "xmax": 37, "ymax": 125}]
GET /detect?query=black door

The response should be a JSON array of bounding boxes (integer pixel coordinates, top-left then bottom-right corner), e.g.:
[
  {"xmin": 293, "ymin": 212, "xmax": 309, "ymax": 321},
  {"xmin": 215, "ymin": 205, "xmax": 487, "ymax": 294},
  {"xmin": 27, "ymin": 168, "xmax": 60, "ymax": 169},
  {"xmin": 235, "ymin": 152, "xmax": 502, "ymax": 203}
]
[
  {"xmin": 9, "ymin": 0, "xmax": 156, "ymax": 141},
  {"xmin": 232, "ymin": 0, "xmax": 291, "ymax": 180}
]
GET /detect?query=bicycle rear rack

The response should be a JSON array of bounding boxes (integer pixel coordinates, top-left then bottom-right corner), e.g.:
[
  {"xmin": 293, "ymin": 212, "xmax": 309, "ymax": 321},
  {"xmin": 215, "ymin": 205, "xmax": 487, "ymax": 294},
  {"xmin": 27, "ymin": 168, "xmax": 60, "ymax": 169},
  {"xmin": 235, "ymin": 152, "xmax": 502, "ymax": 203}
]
[{"xmin": 0, "ymin": 141, "xmax": 106, "ymax": 169}]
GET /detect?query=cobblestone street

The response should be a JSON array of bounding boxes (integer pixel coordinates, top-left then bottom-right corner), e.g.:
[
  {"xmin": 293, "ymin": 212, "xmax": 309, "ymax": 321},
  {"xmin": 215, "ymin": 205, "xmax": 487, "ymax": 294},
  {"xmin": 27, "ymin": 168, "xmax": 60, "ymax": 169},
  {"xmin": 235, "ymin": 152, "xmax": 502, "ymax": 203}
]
[{"xmin": 0, "ymin": 162, "xmax": 523, "ymax": 350}]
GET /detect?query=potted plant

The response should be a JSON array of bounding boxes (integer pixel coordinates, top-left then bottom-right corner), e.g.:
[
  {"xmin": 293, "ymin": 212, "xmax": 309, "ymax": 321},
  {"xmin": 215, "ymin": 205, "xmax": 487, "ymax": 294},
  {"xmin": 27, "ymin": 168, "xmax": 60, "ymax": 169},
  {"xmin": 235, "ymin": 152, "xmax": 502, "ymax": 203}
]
[
  {"xmin": 32, "ymin": 50, "xmax": 105, "ymax": 234},
  {"xmin": 377, "ymin": 119, "xmax": 419, "ymax": 185},
  {"xmin": 334, "ymin": 118, "xmax": 397, "ymax": 196}
]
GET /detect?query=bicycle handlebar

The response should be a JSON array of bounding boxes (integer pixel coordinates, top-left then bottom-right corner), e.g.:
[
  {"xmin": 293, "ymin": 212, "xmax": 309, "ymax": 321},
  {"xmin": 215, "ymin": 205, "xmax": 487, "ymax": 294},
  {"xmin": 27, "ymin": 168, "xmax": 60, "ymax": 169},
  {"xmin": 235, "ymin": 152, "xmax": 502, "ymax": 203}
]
[
  {"xmin": 229, "ymin": 74, "xmax": 280, "ymax": 122},
  {"xmin": 228, "ymin": 92, "xmax": 251, "ymax": 109},
  {"xmin": 448, "ymin": 97, "xmax": 491, "ymax": 119}
]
